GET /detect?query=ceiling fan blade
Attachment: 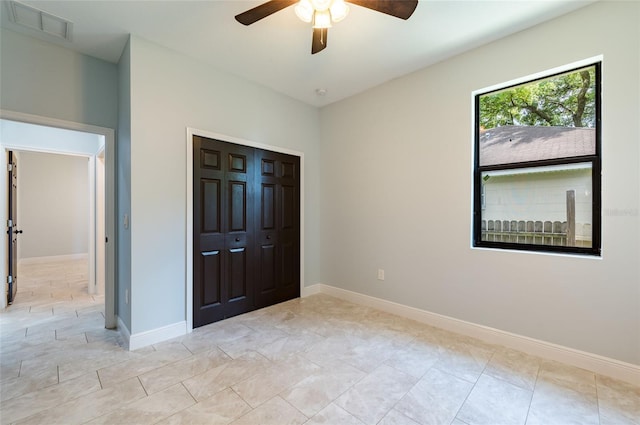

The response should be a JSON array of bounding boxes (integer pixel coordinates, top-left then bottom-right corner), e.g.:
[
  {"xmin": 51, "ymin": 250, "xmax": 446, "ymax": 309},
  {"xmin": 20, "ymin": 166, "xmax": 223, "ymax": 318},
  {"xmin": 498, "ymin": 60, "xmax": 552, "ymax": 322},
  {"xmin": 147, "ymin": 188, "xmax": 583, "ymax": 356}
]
[
  {"xmin": 235, "ymin": 0, "xmax": 298, "ymax": 25},
  {"xmin": 346, "ymin": 0, "xmax": 418, "ymax": 20},
  {"xmin": 311, "ymin": 28, "xmax": 328, "ymax": 54}
]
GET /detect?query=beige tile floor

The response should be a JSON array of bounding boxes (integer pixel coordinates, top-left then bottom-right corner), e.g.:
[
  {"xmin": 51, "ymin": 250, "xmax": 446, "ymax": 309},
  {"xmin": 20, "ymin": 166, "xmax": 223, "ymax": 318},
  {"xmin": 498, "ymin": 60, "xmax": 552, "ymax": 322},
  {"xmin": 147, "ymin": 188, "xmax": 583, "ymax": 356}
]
[{"xmin": 1, "ymin": 257, "xmax": 639, "ymax": 425}]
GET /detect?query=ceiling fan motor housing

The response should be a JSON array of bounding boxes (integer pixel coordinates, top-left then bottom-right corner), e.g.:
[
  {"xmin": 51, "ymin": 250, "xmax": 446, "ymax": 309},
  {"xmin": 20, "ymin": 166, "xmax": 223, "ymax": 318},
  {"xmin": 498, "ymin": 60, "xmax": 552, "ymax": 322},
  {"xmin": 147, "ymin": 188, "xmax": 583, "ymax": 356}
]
[{"xmin": 235, "ymin": 0, "xmax": 418, "ymax": 54}]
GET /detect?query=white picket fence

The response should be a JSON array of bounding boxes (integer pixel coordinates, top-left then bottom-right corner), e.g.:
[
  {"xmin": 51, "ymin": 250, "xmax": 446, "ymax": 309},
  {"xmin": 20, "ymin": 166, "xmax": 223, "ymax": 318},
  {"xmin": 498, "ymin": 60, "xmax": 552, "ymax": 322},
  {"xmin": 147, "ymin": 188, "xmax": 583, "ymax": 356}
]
[{"xmin": 481, "ymin": 219, "xmax": 592, "ymax": 247}]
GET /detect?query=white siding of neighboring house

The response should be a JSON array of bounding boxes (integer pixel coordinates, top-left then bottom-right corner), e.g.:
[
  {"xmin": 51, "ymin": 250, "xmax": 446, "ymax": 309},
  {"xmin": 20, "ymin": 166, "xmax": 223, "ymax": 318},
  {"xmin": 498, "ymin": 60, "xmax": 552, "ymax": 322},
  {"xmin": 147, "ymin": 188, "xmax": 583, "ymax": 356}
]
[{"xmin": 483, "ymin": 168, "xmax": 592, "ymax": 242}]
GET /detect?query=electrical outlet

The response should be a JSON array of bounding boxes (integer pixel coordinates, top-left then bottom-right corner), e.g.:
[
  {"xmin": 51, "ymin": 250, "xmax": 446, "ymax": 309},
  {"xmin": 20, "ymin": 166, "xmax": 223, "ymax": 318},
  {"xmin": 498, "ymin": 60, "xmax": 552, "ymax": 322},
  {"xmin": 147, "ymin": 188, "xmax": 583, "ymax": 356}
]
[{"xmin": 377, "ymin": 269, "xmax": 385, "ymax": 281}]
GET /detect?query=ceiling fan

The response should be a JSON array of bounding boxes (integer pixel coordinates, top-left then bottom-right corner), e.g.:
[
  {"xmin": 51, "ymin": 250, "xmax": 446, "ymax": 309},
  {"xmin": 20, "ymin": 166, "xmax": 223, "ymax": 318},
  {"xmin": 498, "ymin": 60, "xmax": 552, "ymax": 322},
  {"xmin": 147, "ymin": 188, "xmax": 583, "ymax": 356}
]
[{"xmin": 235, "ymin": 0, "xmax": 419, "ymax": 54}]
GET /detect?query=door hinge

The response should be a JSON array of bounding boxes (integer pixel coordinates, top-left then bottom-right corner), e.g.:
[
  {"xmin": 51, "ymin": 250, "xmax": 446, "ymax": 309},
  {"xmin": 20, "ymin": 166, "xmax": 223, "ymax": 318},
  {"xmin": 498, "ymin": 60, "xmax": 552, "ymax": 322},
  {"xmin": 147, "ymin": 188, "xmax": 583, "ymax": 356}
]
[
  {"xmin": 105, "ymin": 236, "xmax": 108, "ymax": 243},
  {"xmin": 7, "ymin": 163, "xmax": 12, "ymax": 172},
  {"xmin": 7, "ymin": 275, "xmax": 12, "ymax": 284}
]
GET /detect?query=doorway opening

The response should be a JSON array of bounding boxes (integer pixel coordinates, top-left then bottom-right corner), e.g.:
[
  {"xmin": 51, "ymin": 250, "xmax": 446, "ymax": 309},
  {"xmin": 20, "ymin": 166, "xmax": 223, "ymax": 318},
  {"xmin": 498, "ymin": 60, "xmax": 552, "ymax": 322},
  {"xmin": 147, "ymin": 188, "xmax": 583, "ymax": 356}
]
[{"xmin": 0, "ymin": 112, "xmax": 115, "ymax": 329}]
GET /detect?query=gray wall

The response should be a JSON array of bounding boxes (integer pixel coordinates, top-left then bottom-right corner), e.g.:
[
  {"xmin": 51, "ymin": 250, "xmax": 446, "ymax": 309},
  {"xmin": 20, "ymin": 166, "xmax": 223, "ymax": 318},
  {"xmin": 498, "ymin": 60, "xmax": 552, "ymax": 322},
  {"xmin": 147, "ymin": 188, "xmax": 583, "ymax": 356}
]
[
  {"xmin": 117, "ymin": 39, "xmax": 132, "ymax": 330},
  {"xmin": 126, "ymin": 36, "xmax": 321, "ymax": 334},
  {"xmin": 17, "ymin": 151, "xmax": 89, "ymax": 259},
  {"xmin": 319, "ymin": 1, "xmax": 640, "ymax": 365},
  {"xmin": 0, "ymin": 29, "xmax": 118, "ymax": 129}
]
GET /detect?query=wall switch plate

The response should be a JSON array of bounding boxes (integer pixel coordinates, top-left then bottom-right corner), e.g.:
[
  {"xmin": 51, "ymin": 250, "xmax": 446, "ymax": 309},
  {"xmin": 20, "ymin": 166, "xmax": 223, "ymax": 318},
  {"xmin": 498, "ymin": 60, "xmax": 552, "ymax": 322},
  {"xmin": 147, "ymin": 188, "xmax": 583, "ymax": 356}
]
[{"xmin": 377, "ymin": 269, "xmax": 385, "ymax": 280}]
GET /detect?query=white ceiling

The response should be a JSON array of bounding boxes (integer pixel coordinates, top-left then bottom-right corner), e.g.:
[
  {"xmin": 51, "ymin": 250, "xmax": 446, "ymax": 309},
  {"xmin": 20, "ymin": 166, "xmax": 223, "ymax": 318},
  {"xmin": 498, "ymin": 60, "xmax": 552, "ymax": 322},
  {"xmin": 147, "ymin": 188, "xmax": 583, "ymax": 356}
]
[{"xmin": 1, "ymin": 0, "xmax": 596, "ymax": 107}]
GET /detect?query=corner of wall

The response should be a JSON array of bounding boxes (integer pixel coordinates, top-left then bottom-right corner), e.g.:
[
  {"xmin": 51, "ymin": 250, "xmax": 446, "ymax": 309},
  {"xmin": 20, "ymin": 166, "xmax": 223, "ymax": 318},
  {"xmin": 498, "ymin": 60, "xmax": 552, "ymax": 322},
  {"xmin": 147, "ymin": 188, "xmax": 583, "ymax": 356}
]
[{"xmin": 116, "ymin": 36, "xmax": 132, "ymax": 332}]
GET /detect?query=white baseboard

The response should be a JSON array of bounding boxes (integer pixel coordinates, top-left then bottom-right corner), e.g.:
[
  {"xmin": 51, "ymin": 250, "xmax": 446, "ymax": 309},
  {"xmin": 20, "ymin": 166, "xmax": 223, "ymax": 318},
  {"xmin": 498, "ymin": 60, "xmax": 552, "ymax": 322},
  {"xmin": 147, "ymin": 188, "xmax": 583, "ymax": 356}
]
[
  {"xmin": 306, "ymin": 283, "xmax": 640, "ymax": 386},
  {"xmin": 19, "ymin": 253, "xmax": 88, "ymax": 265},
  {"xmin": 125, "ymin": 320, "xmax": 187, "ymax": 351}
]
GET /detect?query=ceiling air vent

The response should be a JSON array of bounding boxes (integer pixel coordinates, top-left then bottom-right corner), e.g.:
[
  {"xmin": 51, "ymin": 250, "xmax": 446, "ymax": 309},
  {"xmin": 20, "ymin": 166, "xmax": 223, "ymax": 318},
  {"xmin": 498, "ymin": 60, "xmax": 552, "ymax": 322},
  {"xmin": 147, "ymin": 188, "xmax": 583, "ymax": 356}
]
[{"xmin": 6, "ymin": 1, "xmax": 73, "ymax": 42}]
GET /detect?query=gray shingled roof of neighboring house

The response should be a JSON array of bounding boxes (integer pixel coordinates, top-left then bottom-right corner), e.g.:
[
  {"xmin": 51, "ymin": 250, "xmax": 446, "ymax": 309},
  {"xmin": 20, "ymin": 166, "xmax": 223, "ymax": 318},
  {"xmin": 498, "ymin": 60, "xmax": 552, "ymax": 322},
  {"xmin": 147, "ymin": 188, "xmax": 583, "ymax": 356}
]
[{"xmin": 479, "ymin": 125, "xmax": 596, "ymax": 166}]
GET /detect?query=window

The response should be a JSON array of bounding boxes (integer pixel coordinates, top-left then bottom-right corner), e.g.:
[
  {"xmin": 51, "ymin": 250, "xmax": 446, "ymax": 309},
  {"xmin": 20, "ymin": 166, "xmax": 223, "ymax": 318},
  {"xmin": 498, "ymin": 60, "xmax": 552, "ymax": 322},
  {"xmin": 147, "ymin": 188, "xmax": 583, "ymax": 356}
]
[{"xmin": 473, "ymin": 62, "xmax": 601, "ymax": 256}]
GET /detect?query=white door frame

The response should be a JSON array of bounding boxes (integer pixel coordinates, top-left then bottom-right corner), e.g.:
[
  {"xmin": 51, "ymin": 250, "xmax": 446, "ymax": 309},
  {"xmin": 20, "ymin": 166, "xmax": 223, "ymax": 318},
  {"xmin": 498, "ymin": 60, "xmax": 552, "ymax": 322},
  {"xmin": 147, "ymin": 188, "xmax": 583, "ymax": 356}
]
[
  {"xmin": 0, "ymin": 110, "xmax": 116, "ymax": 328},
  {"xmin": 185, "ymin": 127, "xmax": 305, "ymax": 332},
  {"xmin": 95, "ymin": 148, "xmax": 106, "ymax": 296}
]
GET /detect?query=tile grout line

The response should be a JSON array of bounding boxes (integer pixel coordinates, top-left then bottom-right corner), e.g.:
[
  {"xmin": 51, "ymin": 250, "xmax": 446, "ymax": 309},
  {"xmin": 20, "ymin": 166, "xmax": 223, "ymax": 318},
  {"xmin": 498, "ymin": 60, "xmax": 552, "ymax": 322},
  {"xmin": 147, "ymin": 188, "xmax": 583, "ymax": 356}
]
[
  {"xmin": 280, "ymin": 394, "xmax": 312, "ymax": 421},
  {"xmin": 523, "ymin": 360, "xmax": 542, "ymax": 424},
  {"xmin": 480, "ymin": 353, "xmax": 540, "ymax": 393},
  {"xmin": 449, "ymin": 347, "xmax": 497, "ymax": 423},
  {"xmin": 280, "ymin": 392, "xmax": 312, "ymax": 421},
  {"xmin": 180, "ymin": 380, "xmax": 198, "ymax": 403},
  {"xmin": 594, "ymin": 374, "xmax": 602, "ymax": 425},
  {"xmin": 97, "ymin": 369, "xmax": 104, "ymax": 390},
  {"xmin": 385, "ymin": 368, "xmax": 424, "ymax": 424},
  {"xmin": 181, "ymin": 341, "xmax": 196, "ymax": 356},
  {"xmin": 138, "ymin": 376, "xmax": 149, "ymax": 397}
]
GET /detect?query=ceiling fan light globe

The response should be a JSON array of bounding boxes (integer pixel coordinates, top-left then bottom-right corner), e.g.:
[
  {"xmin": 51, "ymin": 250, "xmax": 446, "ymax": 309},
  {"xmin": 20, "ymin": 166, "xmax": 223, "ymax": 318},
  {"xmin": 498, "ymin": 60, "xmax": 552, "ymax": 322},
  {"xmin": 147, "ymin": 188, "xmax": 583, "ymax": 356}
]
[
  {"xmin": 295, "ymin": 0, "xmax": 314, "ymax": 23},
  {"xmin": 329, "ymin": 0, "xmax": 349, "ymax": 22},
  {"xmin": 312, "ymin": 9, "xmax": 332, "ymax": 28}
]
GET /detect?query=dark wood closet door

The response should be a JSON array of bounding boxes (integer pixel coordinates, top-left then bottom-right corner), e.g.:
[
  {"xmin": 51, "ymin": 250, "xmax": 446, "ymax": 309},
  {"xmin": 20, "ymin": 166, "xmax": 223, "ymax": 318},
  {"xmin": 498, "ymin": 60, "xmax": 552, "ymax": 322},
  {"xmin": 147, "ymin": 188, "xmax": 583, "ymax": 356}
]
[
  {"xmin": 255, "ymin": 149, "xmax": 300, "ymax": 308},
  {"xmin": 193, "ymin": 136, "xmax": 300, "ymax": 328},
  {"xmin": 193, "ymin": 136, "xmax": 255, "ymax": 327}
]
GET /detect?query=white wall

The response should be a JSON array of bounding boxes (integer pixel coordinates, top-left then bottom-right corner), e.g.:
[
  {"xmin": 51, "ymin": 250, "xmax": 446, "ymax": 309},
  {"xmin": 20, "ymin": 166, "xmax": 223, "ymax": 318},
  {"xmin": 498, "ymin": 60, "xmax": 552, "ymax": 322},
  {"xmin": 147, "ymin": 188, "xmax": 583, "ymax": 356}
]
[
  {"xmin": 126, "ymin": 36, "xmax": 321, "ymax": 335},
  {"xmin": 17, "ymin": 151, "xmax": 89, "ymax": 258},
  {"xmin": 320, "ymin": 1, "xmax": 639, "ymax": 365}
]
